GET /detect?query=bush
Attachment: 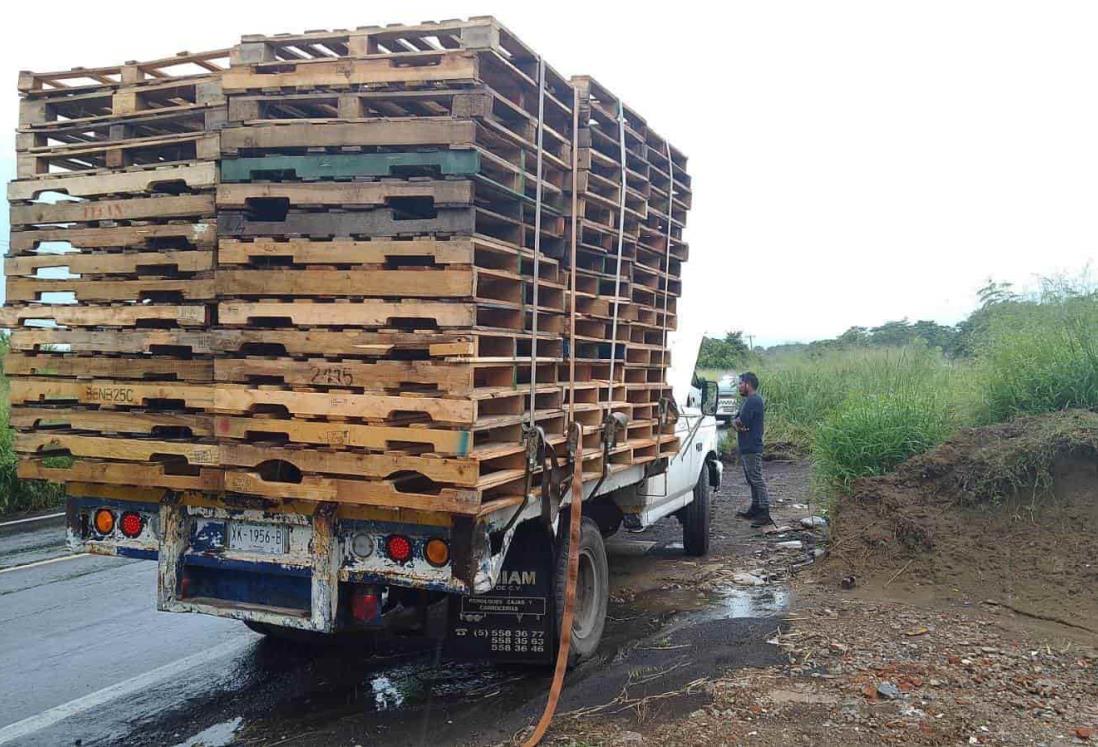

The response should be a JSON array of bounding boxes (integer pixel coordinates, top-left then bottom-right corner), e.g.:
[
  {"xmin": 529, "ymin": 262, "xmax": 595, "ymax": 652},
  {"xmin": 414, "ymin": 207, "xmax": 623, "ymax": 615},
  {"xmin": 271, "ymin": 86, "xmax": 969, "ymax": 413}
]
[
  {"xmin": 813, "ymin": 389, "xmax": 954, "ymax": 493},
  {"xmin": 976, "ymin": 292, "xmax": 1098, "ymax": 422}
]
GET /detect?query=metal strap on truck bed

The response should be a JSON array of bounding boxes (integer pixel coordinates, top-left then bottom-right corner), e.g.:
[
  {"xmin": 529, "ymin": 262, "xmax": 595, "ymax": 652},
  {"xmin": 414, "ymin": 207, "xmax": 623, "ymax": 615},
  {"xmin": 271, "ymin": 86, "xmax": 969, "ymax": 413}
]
[
  {"xmin": 527, "ymin": 55, "xmax": 547, "ymax": 428},
  {"xmin": 606, "ymin": 101, "xmax": 628, "ymax": 413},
  {"xmin": 661, "ymin": 142, "xmax": 674, "ymax": 359}
]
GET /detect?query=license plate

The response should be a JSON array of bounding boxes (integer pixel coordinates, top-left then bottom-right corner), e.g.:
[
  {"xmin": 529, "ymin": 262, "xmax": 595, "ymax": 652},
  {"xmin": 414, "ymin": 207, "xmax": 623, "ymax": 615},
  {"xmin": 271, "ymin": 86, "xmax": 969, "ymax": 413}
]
[{"xmin": 227, "ymin": 522, "xmax": 289, "ymax": 555}]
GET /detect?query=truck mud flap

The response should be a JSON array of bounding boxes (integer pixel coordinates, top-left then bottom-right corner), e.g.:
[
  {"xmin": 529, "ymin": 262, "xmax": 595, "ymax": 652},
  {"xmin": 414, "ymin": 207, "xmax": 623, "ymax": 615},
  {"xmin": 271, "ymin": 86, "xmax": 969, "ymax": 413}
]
[{"xmin": 445, "ymin": 524, "xmax": 556, "ymax": 665}]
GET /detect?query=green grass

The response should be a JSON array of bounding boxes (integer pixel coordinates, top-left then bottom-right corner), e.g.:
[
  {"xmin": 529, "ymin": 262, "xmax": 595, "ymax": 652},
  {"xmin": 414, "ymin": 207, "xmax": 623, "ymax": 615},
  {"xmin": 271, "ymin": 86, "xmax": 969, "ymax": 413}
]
[
  {"xmin": 974, "ymin": 292, "xmax": 1098, "ymax": 423},
  {"xmin": 701, "ymin": 289, "xmax": 1098, "ymax": 496},
  {"xmin": 812, "ymin": 389, "xmax": 954, "ymax": 494},
  {"xmin": 756, "ymin": 347, "xmax": 968, "ymax": 493}
]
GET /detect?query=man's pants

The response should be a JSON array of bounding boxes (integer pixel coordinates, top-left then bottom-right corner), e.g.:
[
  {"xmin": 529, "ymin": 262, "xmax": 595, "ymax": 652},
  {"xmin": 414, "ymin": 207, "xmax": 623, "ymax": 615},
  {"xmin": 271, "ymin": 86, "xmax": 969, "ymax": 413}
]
[{"xmin": 740, "ymin": 452, "xmax": 770, "ymax": 511}]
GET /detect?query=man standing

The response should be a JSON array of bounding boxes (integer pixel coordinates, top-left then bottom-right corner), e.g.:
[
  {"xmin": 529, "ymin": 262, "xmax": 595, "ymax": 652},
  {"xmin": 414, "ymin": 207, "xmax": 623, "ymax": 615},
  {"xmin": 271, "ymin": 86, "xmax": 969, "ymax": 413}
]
[{"xmin": 733, "ymin": 372, "xmax": 772, "ymax": 527}]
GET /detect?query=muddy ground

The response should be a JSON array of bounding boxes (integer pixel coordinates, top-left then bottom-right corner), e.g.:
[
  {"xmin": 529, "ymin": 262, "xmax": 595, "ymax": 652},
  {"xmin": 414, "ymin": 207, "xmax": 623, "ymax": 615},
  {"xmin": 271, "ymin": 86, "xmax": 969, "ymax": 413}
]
[{"xmin": 541, "ymin": 423, "xmax": 1098, "ymax": 747}]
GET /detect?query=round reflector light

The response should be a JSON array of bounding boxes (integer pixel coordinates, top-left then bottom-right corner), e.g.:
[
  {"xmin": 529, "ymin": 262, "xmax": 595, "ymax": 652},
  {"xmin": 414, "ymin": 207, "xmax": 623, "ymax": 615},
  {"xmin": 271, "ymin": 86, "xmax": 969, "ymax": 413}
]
[
  {"xmin": 119, "ymin": 512, "xmax": 143, "ymax": 538},
  {"xmin": 385, "ymin": 535, "xmax": 412, "ymax": 563},
  {"xmin": 93, "ymin": 509, "xmax": 115, "ymax": 535},
  {"xmin": 424, "ymin": 538, "xmax": 450, "ymax": 567},
  {"xmin": 350, "ymin": 532, "xmax": 374, "ymax": 558}
]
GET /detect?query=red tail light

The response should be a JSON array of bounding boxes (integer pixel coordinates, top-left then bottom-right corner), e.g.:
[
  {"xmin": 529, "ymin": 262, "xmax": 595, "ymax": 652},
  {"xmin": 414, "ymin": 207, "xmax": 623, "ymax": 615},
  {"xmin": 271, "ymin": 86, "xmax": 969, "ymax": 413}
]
[
  {"xmin": 385, "ymin": 535, "xmax": 412, "ymax": 563},
  {"xmin": 119, "ymin": 512, "xmax": 144, "ymax": 538},
  {"xmin": 350, "ymin": 586, "xmax": 380, "ymax": 623}
]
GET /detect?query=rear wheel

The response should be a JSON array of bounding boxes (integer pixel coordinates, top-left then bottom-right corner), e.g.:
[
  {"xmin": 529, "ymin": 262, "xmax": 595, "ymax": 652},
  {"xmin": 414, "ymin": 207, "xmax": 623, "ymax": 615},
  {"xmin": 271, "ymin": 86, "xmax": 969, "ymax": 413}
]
[
  {"xmin": 682, "ymin": 467, "xmax": 712, "ymax": 556},
  {"xmin": 554, "ymin": 517, "xmax": 609, "ymax": 666}
]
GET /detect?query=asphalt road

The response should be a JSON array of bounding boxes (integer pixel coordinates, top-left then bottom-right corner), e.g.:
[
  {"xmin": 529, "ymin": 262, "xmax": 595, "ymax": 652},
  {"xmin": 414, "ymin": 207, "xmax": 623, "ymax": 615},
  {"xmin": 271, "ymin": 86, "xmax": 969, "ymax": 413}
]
[{"xmin": 0, "ymin": 467, "xmax": 790, "ymax": 747}]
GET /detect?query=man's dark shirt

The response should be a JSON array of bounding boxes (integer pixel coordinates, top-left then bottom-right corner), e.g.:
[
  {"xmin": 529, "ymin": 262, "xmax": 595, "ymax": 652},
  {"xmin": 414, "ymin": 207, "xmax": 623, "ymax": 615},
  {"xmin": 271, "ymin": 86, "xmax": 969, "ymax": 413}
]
[{"xmin": 736, "ymin": 392, "xmax": 765, "ymax": 455}]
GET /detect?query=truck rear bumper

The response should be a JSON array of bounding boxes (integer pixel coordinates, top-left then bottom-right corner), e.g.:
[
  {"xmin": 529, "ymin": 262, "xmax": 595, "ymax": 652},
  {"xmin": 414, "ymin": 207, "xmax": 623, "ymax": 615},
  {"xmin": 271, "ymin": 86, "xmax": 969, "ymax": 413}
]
[
  {"xmin": 157, "ymin": 500, "xmax": 343, "ymax": 632},
  {"xmin": 67, "ymin": 494, "xmax": 487, "ymax": 633}
]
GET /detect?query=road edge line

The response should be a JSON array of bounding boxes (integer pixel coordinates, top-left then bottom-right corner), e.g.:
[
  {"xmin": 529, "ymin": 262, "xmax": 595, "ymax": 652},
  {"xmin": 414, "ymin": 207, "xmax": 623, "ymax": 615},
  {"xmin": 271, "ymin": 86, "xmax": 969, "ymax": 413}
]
[{"xmin": 0, "ymin": 637, "xmax": 253, "ymax": 745}]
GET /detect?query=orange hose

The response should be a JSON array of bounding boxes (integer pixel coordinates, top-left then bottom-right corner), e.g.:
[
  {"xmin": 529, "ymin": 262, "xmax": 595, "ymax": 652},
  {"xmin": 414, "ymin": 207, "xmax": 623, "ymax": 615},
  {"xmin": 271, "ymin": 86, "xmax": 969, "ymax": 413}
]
[{"xmin": 522, "ymin": 432, "xmax": 582, "ymax": 747}]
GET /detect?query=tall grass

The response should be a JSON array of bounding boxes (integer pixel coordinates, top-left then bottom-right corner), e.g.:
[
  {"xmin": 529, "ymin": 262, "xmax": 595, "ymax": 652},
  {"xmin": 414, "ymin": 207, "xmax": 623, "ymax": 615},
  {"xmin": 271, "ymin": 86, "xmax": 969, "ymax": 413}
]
[
  {"xmin": 753, "ymin": 347, "xmax": 970, "ymax": 493},
  {"xmin": 759, "ymin": 346, "xmax": 968, "ymax": 440},
  {"xmin": 702, "ymin": 279, "xmax": 1098, "ymax": 497},
  {"xmin": 813, "ymin": 390, "xmax": 954, "ymax": 493},
  {"xmin": 975, "ymin": 291, "xmax": 1098, "ymax": 422}
]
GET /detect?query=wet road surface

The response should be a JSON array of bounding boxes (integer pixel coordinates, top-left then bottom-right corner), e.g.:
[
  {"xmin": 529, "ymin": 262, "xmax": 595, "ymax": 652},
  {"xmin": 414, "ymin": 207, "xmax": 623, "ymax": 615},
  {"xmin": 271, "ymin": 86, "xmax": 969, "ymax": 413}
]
[{"xmin": 0, "ymin": 461, "xmax": 804, "ymax": 747}]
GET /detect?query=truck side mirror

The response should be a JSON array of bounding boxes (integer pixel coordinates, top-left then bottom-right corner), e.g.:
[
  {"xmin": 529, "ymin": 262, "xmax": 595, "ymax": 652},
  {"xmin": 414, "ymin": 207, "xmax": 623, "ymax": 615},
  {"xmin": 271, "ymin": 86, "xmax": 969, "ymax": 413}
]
[{"xmin": 699, "ymin": 380, "xmax": 718, "ymax": 416}]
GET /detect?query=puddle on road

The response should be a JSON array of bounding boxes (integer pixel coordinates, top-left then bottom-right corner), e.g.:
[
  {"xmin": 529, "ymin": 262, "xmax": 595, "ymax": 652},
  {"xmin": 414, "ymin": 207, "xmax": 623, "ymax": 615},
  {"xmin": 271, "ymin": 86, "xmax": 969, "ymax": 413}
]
[
  {"xmin": 702, "ymin": 585, "xmax": 791, "ymax": 621},
  {"xmin": 171, "ymin": 716, "xmax": 242, "ymax": 747},
  {"xmin": 370, "ymin": 674, "xmax": 405, "ymax": 711},
  {"xmin": 299, "ymin": 658, "xmax": 532, "ymax": 717}
]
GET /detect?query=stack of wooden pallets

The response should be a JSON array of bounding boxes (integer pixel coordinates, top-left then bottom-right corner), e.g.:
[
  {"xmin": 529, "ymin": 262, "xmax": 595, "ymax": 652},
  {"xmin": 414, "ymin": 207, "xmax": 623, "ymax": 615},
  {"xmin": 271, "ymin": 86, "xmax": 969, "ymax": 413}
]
[
  {"xmin": 5, "ymin": 50, "xmax": 230, "ymax": 494},
  {"xmin": 3, "ymin": 17, "xmax": 692, "ymax": 517}
]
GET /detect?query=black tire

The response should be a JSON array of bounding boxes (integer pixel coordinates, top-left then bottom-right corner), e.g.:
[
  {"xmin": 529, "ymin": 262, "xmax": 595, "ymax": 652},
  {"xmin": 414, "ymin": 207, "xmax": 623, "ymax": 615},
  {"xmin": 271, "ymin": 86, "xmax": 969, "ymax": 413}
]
[
  {"xmin": 554, "ymin": 516, "xmax": 609, "ymax": 666},
  {"xmin": 682, "ymin": 466, "xmax": 711, "ymax": 556}
]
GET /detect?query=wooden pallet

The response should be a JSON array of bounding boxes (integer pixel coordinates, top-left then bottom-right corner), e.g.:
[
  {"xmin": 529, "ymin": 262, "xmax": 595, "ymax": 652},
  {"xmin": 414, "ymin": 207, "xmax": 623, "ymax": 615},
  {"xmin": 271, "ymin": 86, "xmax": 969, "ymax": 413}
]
[
  {"xmin": 18, "ymin": 49, "xmax": 229, "ymax": 94},
  {"xmin": 223, "ymin": 50, "xmax": 572, "ymax": 134},
  {"xmin": 220, "ymin": 150, "xmax": 480, "ymax": 182},
  {"xmin": 17, "ymin": 107, "xmax": 226, "ymax": 164},
  {"xmin": 225, "ymin": 87, "xmax": 572, "ymax": 162},
  {"xmin": 10, "ymin": 406, "xmax": 214, "ymax": 436},
  {"xmin": 0, "ymin": 304, "xmax": 208, "ymax": 328},
  {"xmin": 212, "ymin": 408, "xmax": 566, "ymax": 458},
  {"xmin": 17, "ymin": 131, "xmax": 220, "ymax": 177},
  {"xmin": 3, "ymin": 354, "xmax": 213, "ymax": 382},
  {"xmin": 10, "ymin": 194, "xmax": 214, "ymax": 228},
  {"xmin": 217, "ymin": 235, "xmax": 530, "ymax": 272},
  {"xmin": 215, "ymin": 358, "xmax": 557, "ymax": 395},
  {"xmin": 18, "ymin": 458, "xmax": 223, "ymax": 492},
  {"xmin": 19, "ymin": 77, "xmax": 224, "ymax": 128},
  {"xmin": 9, "ymin": 379, "xmax": 215, "ymax": 409},
  {"xmin": 211, "ymin": 384, "xmax": 553, "ymax": 425},
  {"xmin": 6, "ymin": 249, "xmax": 214, "ymax": 279},
  {"xmin": 7, "ymin": 223, "xmax": 216, "ymax": 255},
  {"xmin": 7, "ymin": 328, "xmax": 216, "ymax": 356},
  {"xmin": 209, "ymin": 328, "xmax": 563, "ymax": 360},
  {"xmin": 8, "ymin": 162, "xmax": 217, "ymax": 201},
  {"xmin": 215, "ymin": 268, "xmax": 523, "ymax": 303}
]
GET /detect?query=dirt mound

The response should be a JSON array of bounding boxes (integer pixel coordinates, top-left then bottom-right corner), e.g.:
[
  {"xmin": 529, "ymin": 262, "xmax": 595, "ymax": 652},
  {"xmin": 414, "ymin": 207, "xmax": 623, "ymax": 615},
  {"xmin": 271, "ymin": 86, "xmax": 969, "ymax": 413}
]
[{"xmin": 827, "ymin": 409, "xmax": 1098, "ymax": 637}]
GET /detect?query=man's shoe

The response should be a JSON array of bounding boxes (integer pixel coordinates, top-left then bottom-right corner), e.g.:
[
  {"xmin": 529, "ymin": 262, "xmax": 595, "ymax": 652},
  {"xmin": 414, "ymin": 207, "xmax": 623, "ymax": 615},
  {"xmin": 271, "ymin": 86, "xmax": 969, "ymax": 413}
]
[
  {"xmin": 750, "ymin": 511, "xmax": 775, "ymax": 528},
  {"xmin": 736, "ymin": 506, "xmax": 762, "ymax": 519}
]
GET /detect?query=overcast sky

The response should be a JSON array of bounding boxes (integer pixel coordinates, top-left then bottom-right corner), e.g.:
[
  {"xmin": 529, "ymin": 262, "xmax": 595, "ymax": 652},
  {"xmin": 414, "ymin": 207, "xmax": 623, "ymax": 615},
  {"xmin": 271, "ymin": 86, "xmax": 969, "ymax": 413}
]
[{"xmin": 3, "ymin": 0, "xmax": 1096, "ymax": 347}]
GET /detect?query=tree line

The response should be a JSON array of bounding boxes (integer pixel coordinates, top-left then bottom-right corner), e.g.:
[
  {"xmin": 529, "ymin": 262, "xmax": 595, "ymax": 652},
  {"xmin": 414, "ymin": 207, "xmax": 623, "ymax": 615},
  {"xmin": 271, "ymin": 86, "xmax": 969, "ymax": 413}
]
[{"xmin": 697, "ymin": 280, "xmax": 1034, "ymax": 369}]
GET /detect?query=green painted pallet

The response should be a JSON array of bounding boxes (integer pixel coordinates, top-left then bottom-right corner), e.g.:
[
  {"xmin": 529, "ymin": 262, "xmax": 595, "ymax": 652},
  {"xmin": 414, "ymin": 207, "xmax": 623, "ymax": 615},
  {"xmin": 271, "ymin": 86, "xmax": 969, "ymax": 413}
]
[{"xmin": 220, "ymin": 150, "xmax": 481, "ymax": 182}]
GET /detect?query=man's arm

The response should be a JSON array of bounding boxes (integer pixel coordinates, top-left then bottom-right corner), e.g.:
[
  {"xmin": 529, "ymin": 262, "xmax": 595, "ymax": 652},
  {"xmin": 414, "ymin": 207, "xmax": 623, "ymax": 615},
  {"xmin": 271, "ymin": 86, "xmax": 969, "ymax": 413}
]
[{"xmin": 734, "ymin": 396, "xmax": 759, "ymax": 432}]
